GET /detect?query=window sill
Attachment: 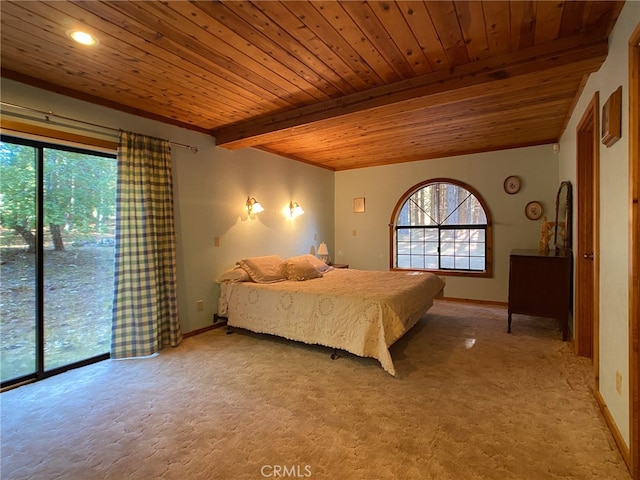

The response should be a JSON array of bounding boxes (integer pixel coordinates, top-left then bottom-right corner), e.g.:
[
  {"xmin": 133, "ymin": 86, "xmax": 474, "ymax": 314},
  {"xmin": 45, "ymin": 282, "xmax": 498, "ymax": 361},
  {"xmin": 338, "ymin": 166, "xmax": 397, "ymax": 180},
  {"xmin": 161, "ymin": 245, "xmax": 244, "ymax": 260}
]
[{"xmin": 390, "ymin": 267, "xmax": 492, "ymax": 278}]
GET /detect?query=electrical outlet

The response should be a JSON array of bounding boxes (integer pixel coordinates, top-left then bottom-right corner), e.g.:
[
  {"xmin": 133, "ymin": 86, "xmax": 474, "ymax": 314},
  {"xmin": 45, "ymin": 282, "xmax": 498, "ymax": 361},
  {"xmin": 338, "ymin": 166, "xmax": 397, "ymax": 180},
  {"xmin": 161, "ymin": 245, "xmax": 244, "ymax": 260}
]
[
  {"xmin": 616, "ymin": 370, "xmax": 622, "ymax": 395},
  {"xmin": 196, "ymin": 300, "xmax": 204, "ymax": 312}
]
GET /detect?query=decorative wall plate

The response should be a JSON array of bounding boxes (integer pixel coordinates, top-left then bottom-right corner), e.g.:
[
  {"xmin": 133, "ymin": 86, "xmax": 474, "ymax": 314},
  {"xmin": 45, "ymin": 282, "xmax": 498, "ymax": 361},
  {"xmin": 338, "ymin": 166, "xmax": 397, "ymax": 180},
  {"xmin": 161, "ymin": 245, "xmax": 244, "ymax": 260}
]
[
  {"xmin": 525, "ymin": 201, "xmax": 543, "ymax": 220},
  {"xmin": 503, "ymin": 175, "xmax": 521, "ymax": 194}
]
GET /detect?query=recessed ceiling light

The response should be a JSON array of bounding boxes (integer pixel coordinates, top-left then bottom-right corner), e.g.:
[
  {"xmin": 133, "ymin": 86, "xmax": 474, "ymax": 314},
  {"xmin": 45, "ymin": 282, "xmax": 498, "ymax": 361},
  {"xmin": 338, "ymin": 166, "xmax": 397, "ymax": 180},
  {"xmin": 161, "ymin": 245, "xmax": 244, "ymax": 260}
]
[{"xmin": 66, "ymin": 30, "xmax": 98, "ymax": 46}]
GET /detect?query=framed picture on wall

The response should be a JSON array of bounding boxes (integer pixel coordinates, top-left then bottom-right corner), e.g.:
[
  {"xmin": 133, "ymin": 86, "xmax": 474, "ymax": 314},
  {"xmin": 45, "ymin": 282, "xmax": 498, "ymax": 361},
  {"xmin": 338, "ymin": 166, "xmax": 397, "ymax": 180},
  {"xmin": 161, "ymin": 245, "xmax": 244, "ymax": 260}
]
[
  {"xmin": 602, "ymin": 86, "xmax": 622, "ymax": 147},
  {"xmin": 353, "ymin": 197, "xmax": 365, "ymax": 213}
]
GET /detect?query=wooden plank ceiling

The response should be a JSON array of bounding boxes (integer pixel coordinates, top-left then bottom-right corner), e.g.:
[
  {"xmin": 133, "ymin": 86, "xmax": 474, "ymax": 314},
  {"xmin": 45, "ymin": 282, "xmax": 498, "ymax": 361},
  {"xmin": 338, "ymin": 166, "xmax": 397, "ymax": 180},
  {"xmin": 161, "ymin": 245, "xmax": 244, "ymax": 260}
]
[{"xmin": 0, "ymin": 1, "xmax": 624, "ymax": 170}]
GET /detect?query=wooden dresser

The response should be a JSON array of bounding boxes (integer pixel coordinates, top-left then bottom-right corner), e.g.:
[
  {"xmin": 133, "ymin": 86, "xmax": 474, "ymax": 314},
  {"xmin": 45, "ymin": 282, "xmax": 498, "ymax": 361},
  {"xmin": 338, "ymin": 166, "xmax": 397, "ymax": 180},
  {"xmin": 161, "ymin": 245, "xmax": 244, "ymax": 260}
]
[{"xmin": 507, "ymin": 249, "xmax": 572, "ymax": 340}]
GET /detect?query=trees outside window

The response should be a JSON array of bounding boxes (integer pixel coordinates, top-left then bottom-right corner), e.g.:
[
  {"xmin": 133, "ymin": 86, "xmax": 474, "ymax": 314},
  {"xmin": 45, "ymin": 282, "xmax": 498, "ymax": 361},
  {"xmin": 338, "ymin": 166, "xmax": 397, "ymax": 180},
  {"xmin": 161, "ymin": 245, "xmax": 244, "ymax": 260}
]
[{"xmin": 391, "ymin": 179, "xmax": 492, "ymax": 277}]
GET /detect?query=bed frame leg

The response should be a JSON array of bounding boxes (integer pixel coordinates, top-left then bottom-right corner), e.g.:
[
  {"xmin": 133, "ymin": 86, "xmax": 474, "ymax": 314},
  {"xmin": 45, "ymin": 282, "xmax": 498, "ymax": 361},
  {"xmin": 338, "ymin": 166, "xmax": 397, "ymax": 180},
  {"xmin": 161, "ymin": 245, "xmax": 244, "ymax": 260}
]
[
  {"xmin": 331, "ymin": 349, "xmax": 340, "ymax": 360},
  {"xmin": 226, "ymin": 325, "xmax": 234, "ymax": 335}
]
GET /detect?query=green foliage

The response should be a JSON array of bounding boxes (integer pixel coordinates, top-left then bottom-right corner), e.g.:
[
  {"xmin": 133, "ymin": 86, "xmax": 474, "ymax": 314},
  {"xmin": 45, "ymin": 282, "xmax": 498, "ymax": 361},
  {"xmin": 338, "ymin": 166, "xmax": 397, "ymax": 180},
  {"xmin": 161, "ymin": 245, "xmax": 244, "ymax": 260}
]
[
  {"xmin": 43, "ymin": 149, "xmax": 117, "ymax": 235},
  {"xmin": 0, "ymin": 142, "xmax": 36, "ymax": 230},
  {"xmin": 0, "ymin": 140, "xmax": 116, "ymax": 243}
]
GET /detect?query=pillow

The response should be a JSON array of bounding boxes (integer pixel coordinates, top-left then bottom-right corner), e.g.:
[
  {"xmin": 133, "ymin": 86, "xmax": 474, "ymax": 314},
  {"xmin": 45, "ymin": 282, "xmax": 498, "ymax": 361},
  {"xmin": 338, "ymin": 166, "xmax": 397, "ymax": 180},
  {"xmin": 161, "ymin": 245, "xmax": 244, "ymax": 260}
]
[
  {"xmin": 216, "ymin": 267, "xmax": 251, "ymax": 283},
  {"xmin": 237, "ymin": 255, "xmax": 285, "ymax": 283},
  {"xmin": 280, "ymin": 258, "xmax": 323, "ymax": 281},
  {"xmin": 287, "ymin": 254, "xmax": 333, "ymax": 273}
]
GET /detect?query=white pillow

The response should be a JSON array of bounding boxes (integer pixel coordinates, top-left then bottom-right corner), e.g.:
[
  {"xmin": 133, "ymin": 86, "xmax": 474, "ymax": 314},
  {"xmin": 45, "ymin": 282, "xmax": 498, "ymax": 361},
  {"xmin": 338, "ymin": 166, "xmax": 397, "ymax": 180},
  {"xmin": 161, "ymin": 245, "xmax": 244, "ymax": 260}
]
[
  {"xmin": 237, "ymin": 255, "xmax": 285, "ymax": 283},
  {"xmin": 280, "ymin": 258, "xmax": 323, "ymax": 281},
  {"xmin": 216, "ymin": 267, "xmax": 251, "ymax": 283},
  {"xmin": 287, "ymin": 254, "xmax": 333, "ymax": 273}
]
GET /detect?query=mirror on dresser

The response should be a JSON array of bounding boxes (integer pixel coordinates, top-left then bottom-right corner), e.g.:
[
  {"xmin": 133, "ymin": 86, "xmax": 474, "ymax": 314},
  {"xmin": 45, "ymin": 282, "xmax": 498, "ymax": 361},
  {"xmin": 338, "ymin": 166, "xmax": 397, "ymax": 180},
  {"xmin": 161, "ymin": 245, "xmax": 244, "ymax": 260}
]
[{"xmin": 554, "ymin": 181, "xmax": 573, "ymax": 253}]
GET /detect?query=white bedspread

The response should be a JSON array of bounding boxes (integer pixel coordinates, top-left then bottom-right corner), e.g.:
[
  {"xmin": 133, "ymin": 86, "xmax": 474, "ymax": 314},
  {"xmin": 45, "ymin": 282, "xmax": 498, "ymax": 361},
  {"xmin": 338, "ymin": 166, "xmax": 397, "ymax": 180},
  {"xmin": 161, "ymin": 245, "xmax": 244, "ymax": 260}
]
[{"xmin": 219, "ymin": 269, "xmax": 445, "ymax": 375}]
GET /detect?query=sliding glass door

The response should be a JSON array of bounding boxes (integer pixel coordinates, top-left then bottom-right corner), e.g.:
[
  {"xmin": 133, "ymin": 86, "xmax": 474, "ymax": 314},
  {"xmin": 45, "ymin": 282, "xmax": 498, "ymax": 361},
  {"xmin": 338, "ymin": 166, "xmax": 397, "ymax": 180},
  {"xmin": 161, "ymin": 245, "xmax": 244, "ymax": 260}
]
[
  {"xmin": 0, "ymin": 136, "xmax": 116, "ymax": 387},
  {"xmin": 0, "ymin": 141, "xmax": 37, "ymax": 382}
]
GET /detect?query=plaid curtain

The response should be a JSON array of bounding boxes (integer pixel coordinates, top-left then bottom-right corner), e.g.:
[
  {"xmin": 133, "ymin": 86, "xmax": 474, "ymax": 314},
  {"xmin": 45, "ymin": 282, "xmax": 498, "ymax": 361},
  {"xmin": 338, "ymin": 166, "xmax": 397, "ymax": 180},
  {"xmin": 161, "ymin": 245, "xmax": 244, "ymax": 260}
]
[{"xmin": 111, "ymin": 131, "xmax": 182, "ymax": 358}]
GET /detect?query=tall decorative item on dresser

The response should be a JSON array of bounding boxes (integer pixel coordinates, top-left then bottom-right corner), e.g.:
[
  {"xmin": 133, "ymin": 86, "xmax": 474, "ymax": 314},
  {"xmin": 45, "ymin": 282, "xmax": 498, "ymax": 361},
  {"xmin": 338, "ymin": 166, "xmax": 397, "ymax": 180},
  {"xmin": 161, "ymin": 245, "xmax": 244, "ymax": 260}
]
[
  {"xmin": 538, "ymin": 216, "xmax": 554, "ymax": 253},
  {"xmin": 508, "ymin": 182, "xmax": 573, "ymax": 340}
]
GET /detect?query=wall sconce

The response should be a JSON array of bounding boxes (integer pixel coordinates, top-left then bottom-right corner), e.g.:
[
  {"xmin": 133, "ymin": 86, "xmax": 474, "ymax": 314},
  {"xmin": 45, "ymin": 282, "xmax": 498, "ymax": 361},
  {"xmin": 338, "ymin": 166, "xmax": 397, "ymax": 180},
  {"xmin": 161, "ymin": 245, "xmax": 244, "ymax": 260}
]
[
  {"xmin": 289, "ymin": 201, "xmax": 304, "ymax": 218},
  {"xmin": 246, "ymin": 196, "xmax": 264, "ymax": 216},
  {"xmin": 317, "ymin": 241, "xmax": 329, "ymax": 263}
]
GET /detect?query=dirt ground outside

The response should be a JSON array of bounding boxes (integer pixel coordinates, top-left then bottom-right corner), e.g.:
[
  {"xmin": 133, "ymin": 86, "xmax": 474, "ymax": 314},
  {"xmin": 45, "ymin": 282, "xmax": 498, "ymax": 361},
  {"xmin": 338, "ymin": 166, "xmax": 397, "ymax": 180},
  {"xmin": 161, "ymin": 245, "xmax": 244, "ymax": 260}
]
[{"xmin": 0, "ymin": 235, "xmax": 114, "ymax": 383}]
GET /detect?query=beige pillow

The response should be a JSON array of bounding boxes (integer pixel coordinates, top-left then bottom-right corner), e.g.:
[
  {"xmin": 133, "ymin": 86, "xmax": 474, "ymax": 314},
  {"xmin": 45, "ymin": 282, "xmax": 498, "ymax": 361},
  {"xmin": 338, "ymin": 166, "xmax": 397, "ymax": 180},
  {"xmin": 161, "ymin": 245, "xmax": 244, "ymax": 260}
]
[
  {"xmin": 216, "ymin": 267, "xmax": 251, "ymax": 283},
  {"xmin": 280, "ymin": 258, "xmax": 323, "ymax": 281},
  {"xmin": 237, "ymin": 255, "xmax": 285, "ymax": 283},
  {"xmin": 287, "ymin": 254, "xmax": 333, "ymax": 273}
]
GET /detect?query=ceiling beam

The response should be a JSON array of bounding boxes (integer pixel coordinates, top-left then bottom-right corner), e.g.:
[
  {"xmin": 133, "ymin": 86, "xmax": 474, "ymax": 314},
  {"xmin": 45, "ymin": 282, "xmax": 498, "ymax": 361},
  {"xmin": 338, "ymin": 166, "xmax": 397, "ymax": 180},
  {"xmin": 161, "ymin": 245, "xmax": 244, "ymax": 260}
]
[{"xmin": 215, "ymin": 35, "xmax": 608, "ymax": 149}]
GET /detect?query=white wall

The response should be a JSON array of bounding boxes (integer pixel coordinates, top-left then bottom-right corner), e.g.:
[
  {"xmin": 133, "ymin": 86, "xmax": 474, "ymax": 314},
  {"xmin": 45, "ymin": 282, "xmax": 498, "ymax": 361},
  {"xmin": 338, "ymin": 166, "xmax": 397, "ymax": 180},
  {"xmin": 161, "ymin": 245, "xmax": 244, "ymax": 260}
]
[
  {"xmin": 334, "ymin": 145, "xmax": 559, "ymax": 302},
  {"xmin": 558, "ymin": 4, "xmax": 639, "ymax": 449},
  {"xmin": 1, "ymin": 79, "xmax": 335, "ymax": 335}
]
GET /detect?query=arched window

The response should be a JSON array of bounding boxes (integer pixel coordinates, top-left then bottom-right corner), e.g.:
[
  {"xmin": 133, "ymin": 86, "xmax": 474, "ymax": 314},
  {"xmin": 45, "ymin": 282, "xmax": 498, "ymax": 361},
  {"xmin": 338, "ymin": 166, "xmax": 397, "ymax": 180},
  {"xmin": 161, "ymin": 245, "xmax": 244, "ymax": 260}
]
[{"xmin": 390, "ymin": 179, "xmax": 492, "ymax": 277}]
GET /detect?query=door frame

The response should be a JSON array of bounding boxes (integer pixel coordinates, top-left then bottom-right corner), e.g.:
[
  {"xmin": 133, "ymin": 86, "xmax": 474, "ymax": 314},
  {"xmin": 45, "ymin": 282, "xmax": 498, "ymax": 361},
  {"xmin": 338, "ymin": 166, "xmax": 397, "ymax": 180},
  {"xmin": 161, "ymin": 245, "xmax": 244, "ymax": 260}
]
[
  {"xmin": 0, "ymin": 135, "xmax": 112, "ymax": 390},
  {"xmin": 628, "ymin": 21, "xmax": 639, "ymax": 480},
  {"xmin": 575, "ymin": 93, "xmax": 600, "ymax": 366}
]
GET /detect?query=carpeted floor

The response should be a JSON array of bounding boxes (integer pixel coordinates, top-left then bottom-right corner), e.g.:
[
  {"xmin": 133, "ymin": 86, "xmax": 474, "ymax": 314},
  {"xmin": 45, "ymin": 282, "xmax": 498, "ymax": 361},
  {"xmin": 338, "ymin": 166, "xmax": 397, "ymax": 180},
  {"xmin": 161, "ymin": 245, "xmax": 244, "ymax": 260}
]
[{"xmin": 0, "ymin": 301, "xmax": 631, "ymax": 479}]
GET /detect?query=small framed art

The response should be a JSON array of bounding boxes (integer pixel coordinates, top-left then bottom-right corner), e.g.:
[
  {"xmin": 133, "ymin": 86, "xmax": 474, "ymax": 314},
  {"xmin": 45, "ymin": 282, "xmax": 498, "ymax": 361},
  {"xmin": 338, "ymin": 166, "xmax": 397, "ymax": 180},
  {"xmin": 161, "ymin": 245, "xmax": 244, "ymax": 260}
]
[
  {"xmin": 503, "ymin": 175, "xmax": 521, "ymax": 194},
  {"xmin": 601, "ymin": 86, "xmax": 622, "ymax": 147},
  {"xmin": 525, "ymin": 201, "xmax": 543, "ymax": 220},
  {"xmin": 353, "ymin": 197, "xmax": 365, "ymax": 213}
]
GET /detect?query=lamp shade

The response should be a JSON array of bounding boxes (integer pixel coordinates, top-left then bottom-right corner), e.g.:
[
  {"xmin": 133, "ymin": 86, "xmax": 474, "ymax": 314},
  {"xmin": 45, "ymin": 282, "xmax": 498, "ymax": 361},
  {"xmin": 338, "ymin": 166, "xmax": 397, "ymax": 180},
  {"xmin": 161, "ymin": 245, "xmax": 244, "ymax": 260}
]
[
  {"xmin": 289, "ymin": 201, "xmax": 304, "ymax": 218},
  {"xmin": 246, "ymin": 196, "xmax": 263, "ymax": 215},
  {"xmin": 317, "ymin": 242, "xmax": 329, "ymax": 256}
]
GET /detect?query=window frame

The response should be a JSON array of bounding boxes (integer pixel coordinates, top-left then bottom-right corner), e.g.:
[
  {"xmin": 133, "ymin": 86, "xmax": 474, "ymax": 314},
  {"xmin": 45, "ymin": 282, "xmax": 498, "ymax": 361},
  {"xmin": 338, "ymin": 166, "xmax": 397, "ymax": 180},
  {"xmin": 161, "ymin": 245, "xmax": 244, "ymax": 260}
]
[{"xmin": 389, "ymin": 178, "xmax": 493, "ymax": 278}]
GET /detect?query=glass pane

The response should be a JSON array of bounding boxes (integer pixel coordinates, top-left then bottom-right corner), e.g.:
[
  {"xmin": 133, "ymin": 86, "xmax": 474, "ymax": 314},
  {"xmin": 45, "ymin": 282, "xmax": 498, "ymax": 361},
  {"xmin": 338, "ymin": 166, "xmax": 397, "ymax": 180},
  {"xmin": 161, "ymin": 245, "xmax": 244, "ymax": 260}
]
[
  {"xmin": 424, "ymin": 229, "xmax": 438, "ymax": 241},
  {"xmin": 455, "ymin": 243, "xmax": 469, "ymax": 255},
  {"xmin": 455, "ymin": 257, "xmax": 470, "ymax": 269},
  {"xmin": 410, "ymin": 242, "xmax": 424, "ymax": 255},
  {"xmin": 470, "ymin": 257, "xmax": 485, "ymax": 270},
  {"xmin": 410, "ymin": 255, "xmax": 424, "ymax": 269},
  {"xmin": 397, "ymin": 241, "xmax": 412, "ymax": 255},
  {"xmin": 441, "ymin": 256, "xmax": 454, "ymax": 269},
  {"xmin": 425, "ymin": 241, "xmax": 438, "ymax": 255},
  {"xmin": 43, "ymin": 148, "xmax": 116, "ymax": 371},
  {"xmin": 410, "ymin": 229, "xmax": 425, "ymax": 242},
  {"xmin": 470, "ymin": 229, "xmax": 485, "ymax": 242},
  {"xmin": 397, "ymin": 228, "xmax": 410, "ymax": 242},
  {"xmin": 441, "ymin": 242, "xmax": 455, "ymax": 255},
  {"xmin": 455, "ymin": 229, "xmax": 469, "ymax": 241},
  {"xmin": 0, "ymin": 142, "xmax": 37, "ymax": 383},
  {"xmin": 424, "ymin": 256, "xmax": 438, "ymax": 269},
  {"xmin": 440, "ymin": 230, "xmax": 454, "ymax": 242},
  {"xmin": 470, "ymin": 242, "xmax": 485, "ymax": 255},
  {"xmin": 398, "ymin": 203, "xmax": 410, "ymax": 226},
  {"xmin": 397, "ymin": 255, "xmax": 411, "ymax": 268}
]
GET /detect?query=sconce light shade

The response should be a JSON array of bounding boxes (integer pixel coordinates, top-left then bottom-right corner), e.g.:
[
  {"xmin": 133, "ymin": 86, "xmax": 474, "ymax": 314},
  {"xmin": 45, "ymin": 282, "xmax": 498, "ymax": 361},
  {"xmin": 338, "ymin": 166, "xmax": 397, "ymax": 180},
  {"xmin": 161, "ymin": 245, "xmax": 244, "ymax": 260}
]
[
  {"xmin": 289, "ymin": 201, "xmax": 304, "ymax": 218},
  {"xmin": 246, "ymin": 196, "xmax": 264, "ymax": 216},
  {"xmin": 317, "ymin": 241, "xmax": 329, "ymax": 263}
]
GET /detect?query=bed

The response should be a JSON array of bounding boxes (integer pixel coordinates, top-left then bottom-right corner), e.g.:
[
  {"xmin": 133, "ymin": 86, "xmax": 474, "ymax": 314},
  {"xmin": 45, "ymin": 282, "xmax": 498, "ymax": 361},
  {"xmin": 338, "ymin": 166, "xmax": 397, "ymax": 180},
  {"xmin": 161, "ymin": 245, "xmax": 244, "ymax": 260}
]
[{"xmin": 216, "ymin": 255, "xmax": 445, "ymax": 376}]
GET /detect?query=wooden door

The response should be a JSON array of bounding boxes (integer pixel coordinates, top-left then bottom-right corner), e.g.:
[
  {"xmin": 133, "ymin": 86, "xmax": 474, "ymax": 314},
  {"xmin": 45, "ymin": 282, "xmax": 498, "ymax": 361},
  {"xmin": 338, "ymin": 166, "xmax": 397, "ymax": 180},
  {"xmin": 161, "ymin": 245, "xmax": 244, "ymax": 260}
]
[
  {"xmin": 575, "ymin": 94, "xmax": 599, "ymax": 361},
  {"xmin": 628, "ymin": 21, "xmax": 640, "ymax": 480}
]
